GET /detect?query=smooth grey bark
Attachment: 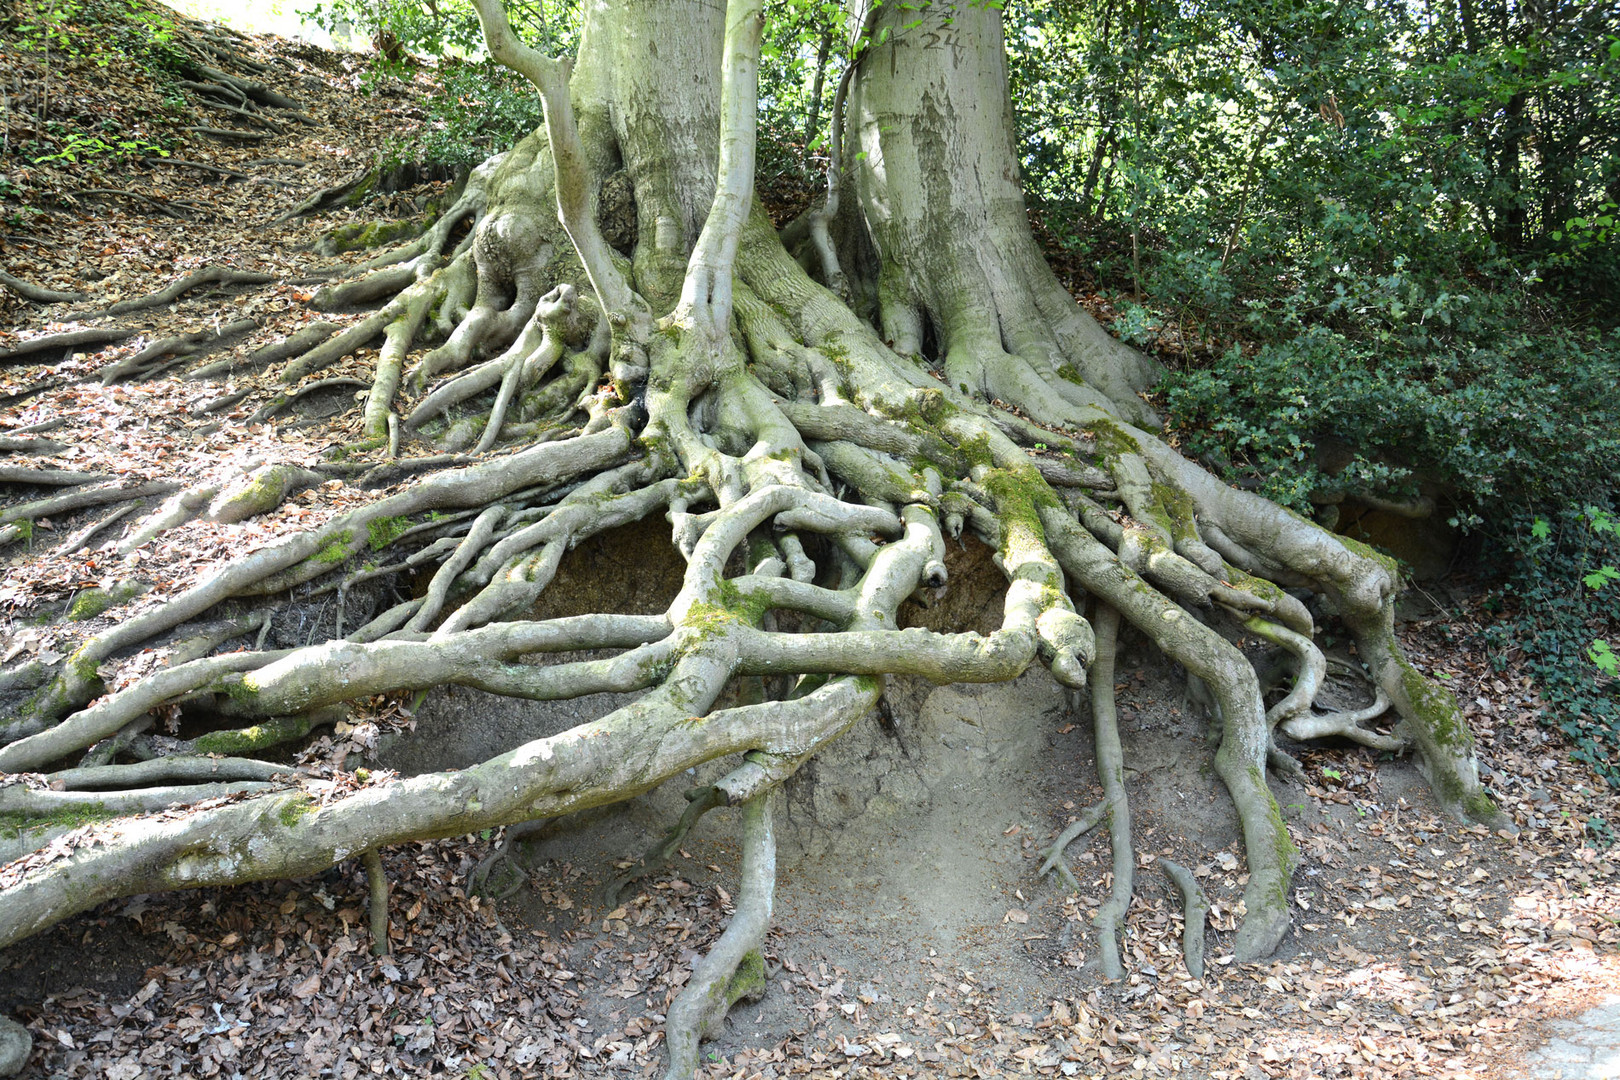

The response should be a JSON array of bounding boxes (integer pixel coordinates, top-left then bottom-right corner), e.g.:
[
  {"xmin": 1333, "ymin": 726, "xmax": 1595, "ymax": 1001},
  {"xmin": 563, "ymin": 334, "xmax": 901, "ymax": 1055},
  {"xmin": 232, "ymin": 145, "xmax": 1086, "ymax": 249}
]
[{"xmin": 841, "ymin": 1, "xmax": 1160, "ymax": 423}]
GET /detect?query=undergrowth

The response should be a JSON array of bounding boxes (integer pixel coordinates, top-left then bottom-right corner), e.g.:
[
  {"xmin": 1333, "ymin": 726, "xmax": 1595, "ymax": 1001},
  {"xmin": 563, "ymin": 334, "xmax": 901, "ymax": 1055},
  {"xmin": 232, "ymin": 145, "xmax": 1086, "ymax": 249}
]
[
  {"xmin": 1485, "ymin": 508, "xmax": 1620, "ymax": 789},
  {"xmin": 0, "ymin": 0, "xmax": 189, "ymax": 218},
  {"xmin": 373, "ymin": 58, "xmax": 543, "ymax": 175}
]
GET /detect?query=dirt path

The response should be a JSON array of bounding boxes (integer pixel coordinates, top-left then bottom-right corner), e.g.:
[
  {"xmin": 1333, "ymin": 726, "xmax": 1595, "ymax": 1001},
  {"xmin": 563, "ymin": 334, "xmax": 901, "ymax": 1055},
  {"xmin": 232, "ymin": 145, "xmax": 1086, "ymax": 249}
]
[{"xmin": 1525, "ymin": 996, "xmax": 1620, "ymax": 1079}]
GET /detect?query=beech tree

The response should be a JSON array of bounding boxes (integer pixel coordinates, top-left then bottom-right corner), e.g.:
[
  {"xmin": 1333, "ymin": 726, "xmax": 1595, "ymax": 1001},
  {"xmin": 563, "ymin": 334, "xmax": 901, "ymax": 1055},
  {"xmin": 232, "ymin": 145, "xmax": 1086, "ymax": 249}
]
[{"xmin": 0, "ymin": 1, "xmax": 1509, "ymax": 1075}]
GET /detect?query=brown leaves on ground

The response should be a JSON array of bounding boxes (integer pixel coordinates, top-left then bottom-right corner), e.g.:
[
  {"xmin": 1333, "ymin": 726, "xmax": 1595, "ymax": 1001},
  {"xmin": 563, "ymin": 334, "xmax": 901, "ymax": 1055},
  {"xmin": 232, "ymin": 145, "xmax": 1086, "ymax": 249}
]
[
  {"xmin": 0, "ymin": 11, "xmax": 453, "ymax": 684},
  {"xmin": 7, "ymin": 690, "xmax": 1615, "ymax": 1080}
]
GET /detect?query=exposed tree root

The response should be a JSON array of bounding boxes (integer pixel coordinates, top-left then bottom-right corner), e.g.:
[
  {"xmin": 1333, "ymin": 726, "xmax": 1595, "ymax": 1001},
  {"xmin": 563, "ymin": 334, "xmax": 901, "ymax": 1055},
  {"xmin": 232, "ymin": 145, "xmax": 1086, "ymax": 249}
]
[
  {"xmin": 1038, "ymin": 800, "xmax": 1108, "ymax": 893},
  {"xmin": 0, "ymin": 467, "xmax": 112, "ymax": 487},
  {"xmin": 0, "ymin": 779, "xmax": 276, "ymax": 816},
  {"xmin": 185, "ymin": 125, "xmax": 272, "ymax": 142},
  {"xmin": 1086, "ymin": 605, "xmax": 1133, "ymax": 980},
  {"xmin": 0, "ymin": 327, "xmax": 134, "ymax": 366},
  {"xmin": 468, "ymin": 819, "xmax": 550, "ymax": 900},
  {"xmin": 56, "ymin": 504, "xmax": 136, "ymax": 555},
  {"xmin": 1161, "ymin": 859, "xmax": 1210, "ymax": 979},
  {"xmin": 0, "ymin": 269, "xmax": 84, "ymax": 305},
  {"xmin": 0, "ymin": 3, "xmax": 1508, "ymax": 1076},
  {"xmin": 99, "ymin": 317, "xmax": 258, "ymax": 384},
  {"xmin": 271, "ymin": 167, "xmax": 374, "ymax": 225},
  {"xmin": 186, "ymin": 321, "xmax": 341, "ymax": 383},
  {"xmin": 362, "ymin": 848, "xmax": 391, "ymax": 956},
  {"xmin": 46, "ymin": 755, "xmax": 289, "ymax": 789},
  {"xmin": 662, "ymin": 791, "xmax": 776, "ymax": 1080},
  {"xmin": 63, "ymin": 266, "xmax": 276, "ymax": 322},
  {"xmin": 0, "ymin": 434, "xmax": 68, "ymax": 455},
  {"xmin": 68, "ymin": 188, "xmax": 204, "ymax": 220},
  {"xmin": 0, "ymin": 480, "xmax": 180, "ymax": 551}
]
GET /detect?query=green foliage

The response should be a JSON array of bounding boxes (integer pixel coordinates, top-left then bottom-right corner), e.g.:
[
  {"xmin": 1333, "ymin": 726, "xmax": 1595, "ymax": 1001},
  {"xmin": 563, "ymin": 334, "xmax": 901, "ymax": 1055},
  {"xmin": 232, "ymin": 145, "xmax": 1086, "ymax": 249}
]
[
  {"xmin": 380, "ymin": 58, "xmax": 545, "ymax": 172},
  {"xmin": 1164, "ymin": 320, "xmax": 1620, "ymax": 520},
  {"xmin": 1486, "ymin": 506, "xmax": 1620, "ymax": 786},
  {"xmin": 32, "ymin": 130, "xmax": 167, "ymax": 164},
  {"xmin": 1580, "ymin": 508, "xmax": 1619, "ymax": 678},
  {"xmin": 1007, "ymin": 0, "xmax": 1620, "ymax": 305},
  {"xmin": 299, "ymin": 0, "xmax": 573, "ymax": 182},
  {"xmin": 296, "ymin": 0, "xmax": 576, "ymax": 61},
  {"xmin": 2, "ymin": 0, "xmax": 185, "ymax": 187},
  {"xmin": 5, "ymin": 0, "xmax": 185, "ymax": 70}
]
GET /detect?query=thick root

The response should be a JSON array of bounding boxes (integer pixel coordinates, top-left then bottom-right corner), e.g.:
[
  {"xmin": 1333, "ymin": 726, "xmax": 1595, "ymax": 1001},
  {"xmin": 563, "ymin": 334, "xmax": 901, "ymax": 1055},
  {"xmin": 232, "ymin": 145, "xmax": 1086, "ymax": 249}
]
[
  {"xmin": 362, "ymin": 848, "xmax": 390, "ymax": 957},
  {"xmin": 1087, "ymin": 605, "xmax": 1133, "ymax": 981},
  {"xmin": 661, "ymin": 791, "xmax": 776, "ymax": 1080}
]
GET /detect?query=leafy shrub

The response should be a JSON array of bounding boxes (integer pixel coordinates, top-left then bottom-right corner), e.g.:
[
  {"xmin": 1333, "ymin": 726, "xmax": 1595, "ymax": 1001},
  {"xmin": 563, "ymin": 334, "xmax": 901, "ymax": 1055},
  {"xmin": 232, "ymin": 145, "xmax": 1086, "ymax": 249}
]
[
  {"xmin": 32, "ymin": 130, "xmax": 167, "ymax": 164},
  {"xmin": 378, "ymin": 59, "xmax": 545, "ymax": 174},
  {"xmin": 297, "ymin": 0, "xmax": 575, "ymax": 60},
  {"xmin": 1163, "ymin": 318, "xmax": 1620, "ymax": 523},
  {"xmin": 4, "ymin": 0, "xmax": 186, "ymax": 73},
  {"xmin": 1488, "ymin": 507, "xmax": 1620, "ymax": 786},
  {"xmin": 1165, "ymin": 300, "xmax": 1620, "ymax": 785}
]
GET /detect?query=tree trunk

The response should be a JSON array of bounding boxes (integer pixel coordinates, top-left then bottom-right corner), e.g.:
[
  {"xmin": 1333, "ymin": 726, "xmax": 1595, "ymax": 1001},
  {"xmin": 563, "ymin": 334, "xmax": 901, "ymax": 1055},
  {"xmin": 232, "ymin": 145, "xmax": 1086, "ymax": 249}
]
[{"xmin": 841, "ymin": 1, "xmax": 1159, "ymax": 425}]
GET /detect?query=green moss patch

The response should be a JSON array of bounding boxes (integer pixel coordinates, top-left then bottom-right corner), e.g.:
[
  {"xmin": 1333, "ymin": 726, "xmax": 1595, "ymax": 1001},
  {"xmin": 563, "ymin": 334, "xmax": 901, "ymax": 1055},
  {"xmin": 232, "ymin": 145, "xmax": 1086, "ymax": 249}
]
[
  {"xmin": 313, "ymin": 529, "xmax": 355, "ymax": 565},
  {"xmin": 0, "ymin": 802, "xmax": 113, "ymax": 839},
  {"xmin": 194, "ymin": 710, "xmax": 315, "ymax": 756},
  {"xmin": 367, "ymin": 516, "xmax": 411, "ymax": 551},
  {"xmin": 277, "ymin": 794, "xmax": 318, "ymax": 827}
]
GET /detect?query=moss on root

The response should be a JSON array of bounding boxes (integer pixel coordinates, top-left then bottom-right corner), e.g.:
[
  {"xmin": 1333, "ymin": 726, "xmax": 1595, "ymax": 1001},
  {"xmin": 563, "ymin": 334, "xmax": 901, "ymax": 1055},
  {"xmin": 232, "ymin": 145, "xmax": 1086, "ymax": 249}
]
[
  {"xmin": 66, "ymin": 592, "xmax": 112, "ymax": 622},
  {"xmin": 1082, "ymin": 417, "xmax": 1140, "ymax": 464},
  {"xmin": 66, "ymin": 580, "xmax": 148, "ymax": 622},
  {"xmin": 277, "ymin": 794, "xmax": 318, "ymax": 827},
  {"xmin": 978, "ymin": 466, "xmax": 1061, "ymax": 560},
  {"xmin": 1225, "ymin": 565, "xmax": 1288, "ymax": 606},
  {"xmin": 325, "ymin": 436, "xmax": 387, "ymax": 463},
  {"xmin": 312, "ymin": 530, "xmax": 355, "ymax": 566},
  {"xmin": 723, "ymin": 949, "xmax": 766, "ymax": 1007},
  {"xmin": 1393, "ymin": 657, "xmax": 1506, "ymax": 825},
  {"xmin": 681, "ymin": 583, "xmax": 773, "ymax": 646},
  {"xmin": 1397, "ymin": 661, "xmax": 1469, "ymax": 749},
  {"xmin": 1149, "ymin": 479, "xmax": 1199, "ymax": 543},
  {"xmin": 0, "ymin": 802, "xmax": 113, "ymax": 839},
  {"xmin": 320, "ymin": 218, "xmax": 423, "ymax": 256},
  {"xmin": 367, "ymin": 516, "xmax": 411, "ymax": 551},
  {"xmin": 67, "ymin": 646, "xmax": 104, "ymax": 695},
  {"xmin": 1336, "ymin": 533, "xmax": 1401, "ymax": 579},
  {"xmin": 193, "ymin": 709, "xmax": 316, "ymax": 756},
  {"xmin": 715, "ymin": 578, "xmax": 774, "ymax": 626}
]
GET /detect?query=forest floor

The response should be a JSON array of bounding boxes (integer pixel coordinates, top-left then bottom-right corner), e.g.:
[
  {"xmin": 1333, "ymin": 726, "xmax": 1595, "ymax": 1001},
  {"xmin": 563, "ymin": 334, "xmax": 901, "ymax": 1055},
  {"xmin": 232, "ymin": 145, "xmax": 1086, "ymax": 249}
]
[{"xmin": 1, "ymin": 5, "xmax": 1618, "ymax": 1079}]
